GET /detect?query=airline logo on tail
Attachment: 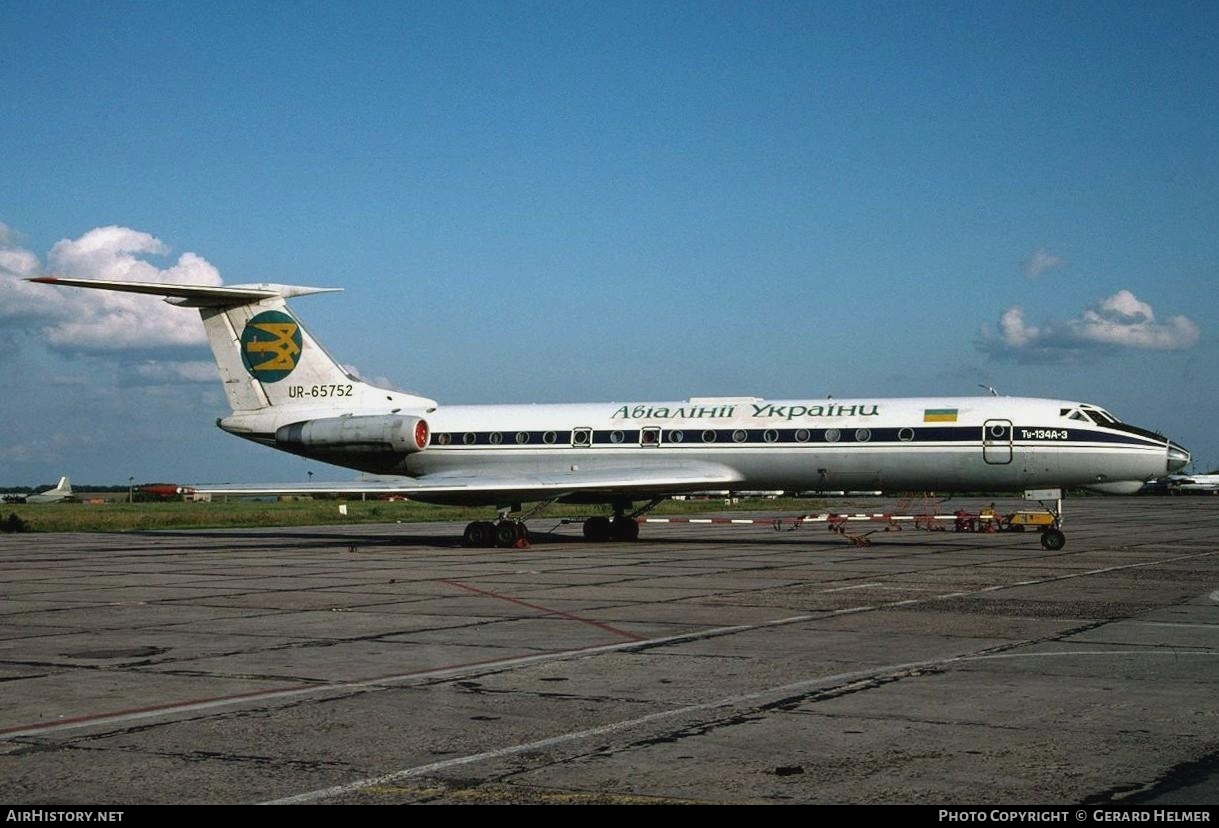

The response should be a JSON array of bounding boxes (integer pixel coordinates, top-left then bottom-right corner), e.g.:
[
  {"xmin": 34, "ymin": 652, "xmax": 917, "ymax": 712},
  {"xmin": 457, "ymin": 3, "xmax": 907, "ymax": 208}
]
[{"xmin": 241, "ymin": 311, "xmax": 302, "ymax": 382}]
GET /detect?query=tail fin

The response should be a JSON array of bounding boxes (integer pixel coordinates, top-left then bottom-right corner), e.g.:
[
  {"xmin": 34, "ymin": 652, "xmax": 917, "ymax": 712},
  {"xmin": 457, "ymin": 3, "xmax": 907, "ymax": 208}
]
[
  {"xmin": 29, "ymin": 278, "xmax": 436, "ymax": 414},
  {"xmin": 193, "ymin": 289, "xmax": 366, "ymax": 412},
  {"xmin": 51, "ymin": 476, "xmax": 71, "ymax": 495}
]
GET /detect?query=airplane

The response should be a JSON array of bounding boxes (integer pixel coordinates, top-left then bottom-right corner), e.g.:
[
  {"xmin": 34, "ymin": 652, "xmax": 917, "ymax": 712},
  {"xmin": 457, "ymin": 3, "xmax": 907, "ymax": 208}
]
[
  {"xmin": 1, "ymin": 476, "xmax": 74, "ymax": 504},
  {"xmin": 31, "ymin": 276, "xmax": 1190, "ymax": 550},
  {"xmin": 1165, "ymin": 474, "xmax": 1219, "ymax": 495}
]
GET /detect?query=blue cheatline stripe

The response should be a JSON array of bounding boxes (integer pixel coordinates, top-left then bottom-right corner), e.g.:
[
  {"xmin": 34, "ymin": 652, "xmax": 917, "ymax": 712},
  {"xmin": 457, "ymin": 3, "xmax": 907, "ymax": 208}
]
[{"xmin": 428, "ymin": 426, "xmax": 1163, "ymax": 449}]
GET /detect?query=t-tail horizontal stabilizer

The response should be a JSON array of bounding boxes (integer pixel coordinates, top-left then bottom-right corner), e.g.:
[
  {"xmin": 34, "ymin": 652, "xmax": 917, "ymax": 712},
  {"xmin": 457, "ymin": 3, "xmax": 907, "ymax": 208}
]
[
  {"xmin": 31, "ymin": 276, "xmax": 437, "ymax": 419},
  {"xmin": 28, "ymin": 277, "xmax": 341, "ymax": 307}
]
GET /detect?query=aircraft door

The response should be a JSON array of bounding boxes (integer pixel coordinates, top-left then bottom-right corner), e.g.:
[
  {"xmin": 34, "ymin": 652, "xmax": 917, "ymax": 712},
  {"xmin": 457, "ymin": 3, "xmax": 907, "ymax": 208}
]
[{"xmin": 983, "ymin": 419, "xmax": 1012, "ymax": 464}]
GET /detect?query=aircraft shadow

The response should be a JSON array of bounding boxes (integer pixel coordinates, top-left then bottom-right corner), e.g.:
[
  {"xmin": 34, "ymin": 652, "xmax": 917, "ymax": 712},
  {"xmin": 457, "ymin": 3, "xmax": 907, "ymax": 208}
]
[{"xmin": 134, "ymin": 525, "xmax": 1021, "ymax": 552}]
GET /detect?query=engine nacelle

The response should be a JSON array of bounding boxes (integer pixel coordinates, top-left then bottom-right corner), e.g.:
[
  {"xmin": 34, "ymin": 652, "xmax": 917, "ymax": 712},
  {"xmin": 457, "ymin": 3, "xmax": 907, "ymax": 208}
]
[{"xmin": 275, "ymin": 415, "xmax": 429, "ymax": 454}]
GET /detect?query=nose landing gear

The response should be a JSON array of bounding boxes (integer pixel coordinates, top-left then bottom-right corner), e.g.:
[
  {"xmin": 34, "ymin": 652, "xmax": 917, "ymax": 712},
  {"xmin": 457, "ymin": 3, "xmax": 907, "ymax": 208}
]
[{"xmin": 1039, "ymin": 527, "xmax": 1065, "ymax": 551}]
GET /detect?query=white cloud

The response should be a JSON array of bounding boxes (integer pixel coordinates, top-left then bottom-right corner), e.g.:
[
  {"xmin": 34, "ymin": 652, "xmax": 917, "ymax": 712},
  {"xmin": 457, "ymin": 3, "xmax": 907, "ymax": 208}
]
[
  {"xmin": 0, "ymin": 246, "xmax": 40, "ymax": 277},
  {"xmin": 1023, "ymin": 247, "xmax": 1064, "ymax": 279},
  {"xmin": 979, "ymin": 290, "xmax": 1200, "ymax": 362},
  {"xmin": 0, "ymin": 227, "xmax": 51, "ymax": 319},
  {"xmin": 0, "ymin": 224, "xmax": 222, "ymax": 351},
  {"xmin": 996, "ymin": 306, "xmax": 1039, "ymax": 347}
]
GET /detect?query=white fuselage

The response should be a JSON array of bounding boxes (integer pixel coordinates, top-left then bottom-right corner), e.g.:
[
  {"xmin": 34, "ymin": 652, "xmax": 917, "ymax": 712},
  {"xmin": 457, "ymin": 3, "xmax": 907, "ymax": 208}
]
[{"xmin": 222, "ymin": 395, "xmax": 1185, "ymax": 505}]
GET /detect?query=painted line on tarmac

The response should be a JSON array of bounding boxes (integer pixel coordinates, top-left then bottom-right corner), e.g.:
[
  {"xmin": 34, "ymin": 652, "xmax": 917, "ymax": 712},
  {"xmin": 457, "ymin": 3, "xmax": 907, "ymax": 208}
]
[
  {"xmin": 262, "ymin": 657, "xmax": 972, "ymax": 804},
  {"xmin": 263, "ymin": 647, "xmax": 1219, "ymax": 805},
  {"xmin": 4, "ymin": 548, "xmax": 1215, "ymax": 742},
  {"xmin": 0, "ymin": 618, "xmax": 813, "ymax": 741}
]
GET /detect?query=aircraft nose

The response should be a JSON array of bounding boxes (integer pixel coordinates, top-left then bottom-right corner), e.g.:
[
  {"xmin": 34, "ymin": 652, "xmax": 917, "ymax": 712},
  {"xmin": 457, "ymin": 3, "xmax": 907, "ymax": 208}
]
[{"xmin": 1167, "ymin": 442, "xmax": 1191, "ymax": 473}]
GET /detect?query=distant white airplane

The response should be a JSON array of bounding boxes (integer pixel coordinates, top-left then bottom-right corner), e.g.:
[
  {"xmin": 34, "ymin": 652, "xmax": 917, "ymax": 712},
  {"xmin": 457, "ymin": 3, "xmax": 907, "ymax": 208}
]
[
  {"xmin": 1, "ymin": 476, "xmax": 74, "ymax": 504},
  {"xmin": 1166, "ymin": 474, "xmax": 1219, "ymax": 494},
  {"xmin": 32, "ymin": 277, "xmax": 1190, "ymax": 549}
]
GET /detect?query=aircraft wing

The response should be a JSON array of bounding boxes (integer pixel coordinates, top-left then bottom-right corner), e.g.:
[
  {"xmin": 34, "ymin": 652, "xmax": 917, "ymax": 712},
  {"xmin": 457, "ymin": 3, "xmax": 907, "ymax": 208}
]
[{"xmin": 182, "ymin": 462, "xmax": 745, "ymax": 506}]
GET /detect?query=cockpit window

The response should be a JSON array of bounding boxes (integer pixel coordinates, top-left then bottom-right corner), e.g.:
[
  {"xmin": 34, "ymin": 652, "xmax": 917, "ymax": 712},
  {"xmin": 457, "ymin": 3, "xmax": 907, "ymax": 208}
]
[
  {"xmin": 1063, "ymin": 409, "xmax": 1089, "ymax": 422},
  {"xmin": 1081, "ymin": 405, "xmax": 1119, "ymax": 425}
]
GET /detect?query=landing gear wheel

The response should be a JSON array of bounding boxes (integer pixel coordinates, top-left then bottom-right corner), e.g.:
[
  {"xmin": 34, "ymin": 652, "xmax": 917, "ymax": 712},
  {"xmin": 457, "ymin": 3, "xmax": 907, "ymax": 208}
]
[
  {"xmin": 495, "ymin": 520, "xmax": 522, "ymax": 547},
  {"xmin": 463, "ymin": 520, "xmax": 497, "ymax": 548},
  {"xmin": 1040, "ymin": 528, "xmax": 1066, "ymax": 551},
  {"xmin": 583, "ymin": 515, "xmax": 612, "ymax": 541},
  {"xmin": 611, "ymin": 516, "xmax": 640, "ymax": 541}
]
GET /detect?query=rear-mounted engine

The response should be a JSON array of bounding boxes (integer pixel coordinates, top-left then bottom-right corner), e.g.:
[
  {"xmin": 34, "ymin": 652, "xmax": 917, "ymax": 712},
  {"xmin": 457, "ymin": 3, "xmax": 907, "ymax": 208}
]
[{"xmin": 275, "ymin": 415, "xmax": 429, "ymax": 454}]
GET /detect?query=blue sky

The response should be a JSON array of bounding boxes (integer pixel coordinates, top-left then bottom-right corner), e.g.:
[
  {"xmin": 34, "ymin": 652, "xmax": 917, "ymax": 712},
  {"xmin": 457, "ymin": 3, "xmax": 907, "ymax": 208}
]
[{"xmin": 2, "ymin": 1, "xmax": 1216, "ymax": 486}]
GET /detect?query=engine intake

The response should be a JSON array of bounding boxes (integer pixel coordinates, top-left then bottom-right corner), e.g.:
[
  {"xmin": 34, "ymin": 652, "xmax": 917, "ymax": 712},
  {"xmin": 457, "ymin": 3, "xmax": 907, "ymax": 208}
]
[{"xmin": 275, "ymin": 415, "xmax": 429, "ymax": 454}]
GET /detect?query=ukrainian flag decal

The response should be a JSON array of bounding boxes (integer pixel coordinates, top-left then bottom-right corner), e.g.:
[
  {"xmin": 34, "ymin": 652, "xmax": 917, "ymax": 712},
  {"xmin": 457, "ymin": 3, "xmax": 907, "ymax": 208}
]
[{"xmin": 923, "ymin": 408, "xmax": 958, "ymax": 423}]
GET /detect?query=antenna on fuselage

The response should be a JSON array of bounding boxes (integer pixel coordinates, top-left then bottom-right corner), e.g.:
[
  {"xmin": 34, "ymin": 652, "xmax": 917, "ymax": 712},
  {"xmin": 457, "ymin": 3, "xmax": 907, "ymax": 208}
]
[{"xmin": 978, "ymin": 384, "xmax": 1000, "ymax": 397}]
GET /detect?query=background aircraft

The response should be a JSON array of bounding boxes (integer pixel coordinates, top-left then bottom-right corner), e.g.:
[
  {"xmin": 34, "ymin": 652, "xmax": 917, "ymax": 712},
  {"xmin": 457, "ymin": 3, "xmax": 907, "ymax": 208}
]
[
  {"xmin": 1, "ymin": 476, "xmax": 74, "ymax": 504},
  {"xmin": 1166, "ymin": 474, "xmax": 1219, "ymax": 494}
]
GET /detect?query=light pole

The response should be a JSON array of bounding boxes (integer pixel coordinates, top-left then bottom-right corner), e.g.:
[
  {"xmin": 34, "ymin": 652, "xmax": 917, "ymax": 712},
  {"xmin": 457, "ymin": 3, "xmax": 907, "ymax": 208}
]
[{"xmin": 128, "ymin": 476, "xmax": 134, "ymax": 504}]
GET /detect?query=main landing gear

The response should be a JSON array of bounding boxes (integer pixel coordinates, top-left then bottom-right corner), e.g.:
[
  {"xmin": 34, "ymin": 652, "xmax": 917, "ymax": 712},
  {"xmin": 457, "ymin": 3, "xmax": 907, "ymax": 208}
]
[
  {"xmin": 460, "ymin": 515, "xmax": 640, "ymax": 547},
  {"xmin": 580, "ymin": 497, "xmax": 660, "ymax": 542},
  {"xmin": 581, "ymin": 515, "xmax": 640, "ymax": 542},
  {"xmin": 577, "ymin": 499, "xmax": 658, "ymax": 543},
  {"xmin": 462, "ymin": 519, "xmax": 528, "ymax": 549},
  {"xmin": 461, "ymin": 497, "xmax": 662, "ymax": 547},
  {"xmin": 463, "ymin": 500, "xmax": 541, "ymax": 548}
]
